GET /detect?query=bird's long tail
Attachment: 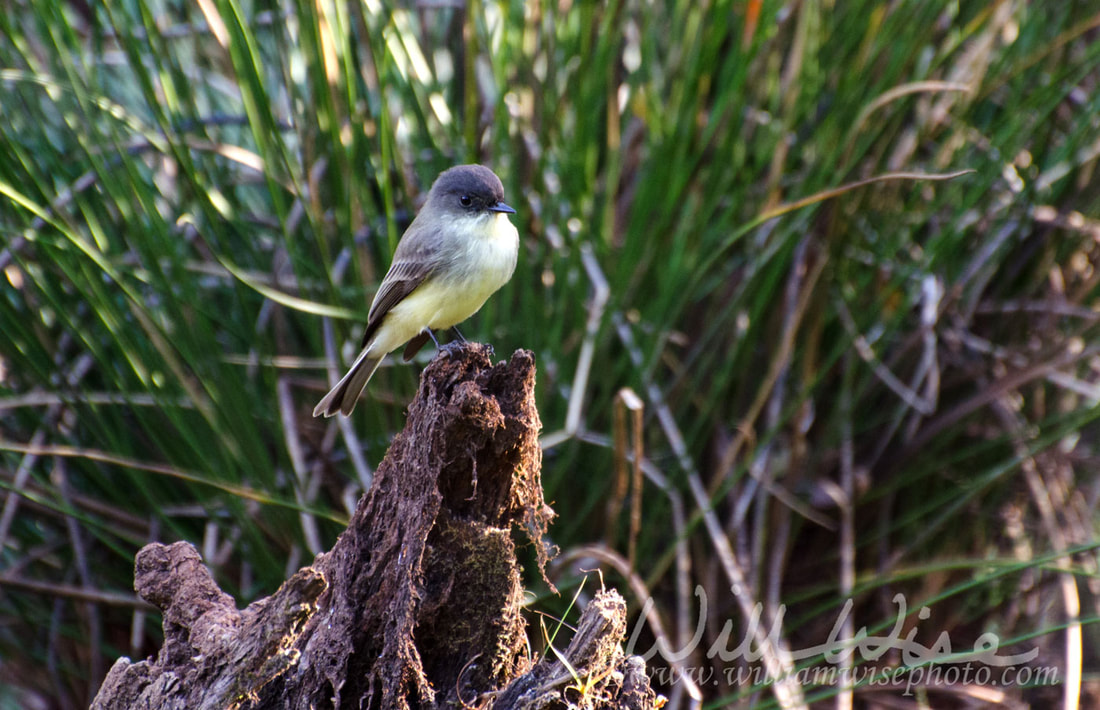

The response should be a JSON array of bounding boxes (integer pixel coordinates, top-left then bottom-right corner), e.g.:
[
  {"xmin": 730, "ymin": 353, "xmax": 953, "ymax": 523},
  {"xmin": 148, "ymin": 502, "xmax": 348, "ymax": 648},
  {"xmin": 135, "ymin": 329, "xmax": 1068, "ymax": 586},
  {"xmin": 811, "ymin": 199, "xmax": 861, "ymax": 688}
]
[{"xmin": 313, "ymin": 347, "xmax": 385, "ymax": 417}]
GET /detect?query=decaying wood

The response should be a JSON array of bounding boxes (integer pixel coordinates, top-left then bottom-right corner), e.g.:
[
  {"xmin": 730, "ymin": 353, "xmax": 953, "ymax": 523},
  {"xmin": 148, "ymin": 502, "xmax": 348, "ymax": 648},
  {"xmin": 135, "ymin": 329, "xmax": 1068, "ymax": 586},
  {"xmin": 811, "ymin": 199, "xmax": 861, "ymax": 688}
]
[
  {"xmin": 495, "ymin": 590, "xmax": 658, "ymax": 710},
  {"xmin": 91, "ymin": 345, "xmax": 658, "ymax": 710}
]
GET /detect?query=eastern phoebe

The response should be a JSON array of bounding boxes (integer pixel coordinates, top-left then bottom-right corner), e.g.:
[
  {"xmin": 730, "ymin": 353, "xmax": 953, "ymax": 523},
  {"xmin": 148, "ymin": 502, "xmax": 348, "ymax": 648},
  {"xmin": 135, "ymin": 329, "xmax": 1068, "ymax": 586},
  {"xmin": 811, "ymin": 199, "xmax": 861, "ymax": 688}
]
[{"xmin": 313, "ymin": 164, "xmax": 519, "ymax": 417}]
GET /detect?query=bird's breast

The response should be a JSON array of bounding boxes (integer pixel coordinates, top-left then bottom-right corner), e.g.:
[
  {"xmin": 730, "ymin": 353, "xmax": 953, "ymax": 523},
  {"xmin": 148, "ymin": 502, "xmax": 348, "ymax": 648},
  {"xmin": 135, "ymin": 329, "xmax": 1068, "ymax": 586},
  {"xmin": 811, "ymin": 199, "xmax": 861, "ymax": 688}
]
[
  {"xmin": 403, "ymin": 213, "xmax": 518, "ymax": 331},
  {"xmin": 443, "ymin": 212, "xmax": 518, "ymax": 292}
]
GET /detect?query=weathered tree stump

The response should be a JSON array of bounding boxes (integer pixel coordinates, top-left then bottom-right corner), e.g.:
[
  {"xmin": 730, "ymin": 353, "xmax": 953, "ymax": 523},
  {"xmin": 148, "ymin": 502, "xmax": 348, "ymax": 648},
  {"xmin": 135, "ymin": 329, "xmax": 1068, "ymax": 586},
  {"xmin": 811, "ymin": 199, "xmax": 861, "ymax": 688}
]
[{"xmin": 92, "ymin": 345, "xmax": 658, "ymax": 710}]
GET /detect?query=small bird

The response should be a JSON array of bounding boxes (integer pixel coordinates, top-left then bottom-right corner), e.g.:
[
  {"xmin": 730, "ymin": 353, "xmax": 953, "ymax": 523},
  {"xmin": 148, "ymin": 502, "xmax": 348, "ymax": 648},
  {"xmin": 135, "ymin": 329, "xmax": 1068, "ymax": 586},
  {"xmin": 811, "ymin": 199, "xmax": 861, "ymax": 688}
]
[{"xmin": 313, "ymin": 164, "xmax": 519, "ymax": 417}]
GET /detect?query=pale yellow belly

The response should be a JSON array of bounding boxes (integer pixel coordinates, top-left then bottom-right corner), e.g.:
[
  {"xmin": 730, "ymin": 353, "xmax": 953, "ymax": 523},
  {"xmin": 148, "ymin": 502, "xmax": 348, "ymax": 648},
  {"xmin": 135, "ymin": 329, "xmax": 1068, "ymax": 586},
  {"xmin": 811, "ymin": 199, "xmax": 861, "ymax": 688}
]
[
  {"xmin": 369, "ymin": 213, "xmax": 517, "ymax": 354},
  {"xmin": 392, "ymin": 278, "xmax": 497, "ymax": 332}
]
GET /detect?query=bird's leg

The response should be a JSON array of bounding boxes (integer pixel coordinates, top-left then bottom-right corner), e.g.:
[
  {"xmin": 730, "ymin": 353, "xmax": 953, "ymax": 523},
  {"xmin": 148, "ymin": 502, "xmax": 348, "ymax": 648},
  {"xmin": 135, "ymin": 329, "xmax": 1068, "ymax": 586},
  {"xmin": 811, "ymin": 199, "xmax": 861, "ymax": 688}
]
[
  {"xmin": 450, "ymin": 326, "xmax": 494, "ymax": 355},
  {"xmin": 431, "ymin": 328, "xmax": 465, "ymax": 359},
  {"xmin": 448, "ymin": 325, "xmax": 487, "ymax": 355}
]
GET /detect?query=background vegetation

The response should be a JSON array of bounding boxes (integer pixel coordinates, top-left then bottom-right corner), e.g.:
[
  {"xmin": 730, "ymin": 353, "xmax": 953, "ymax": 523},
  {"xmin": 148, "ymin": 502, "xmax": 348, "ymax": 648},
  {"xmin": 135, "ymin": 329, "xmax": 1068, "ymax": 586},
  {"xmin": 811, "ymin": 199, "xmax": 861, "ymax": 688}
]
[{"xmin": 2, "ymin": 0, "xmax": 1100, "ymax": 707}]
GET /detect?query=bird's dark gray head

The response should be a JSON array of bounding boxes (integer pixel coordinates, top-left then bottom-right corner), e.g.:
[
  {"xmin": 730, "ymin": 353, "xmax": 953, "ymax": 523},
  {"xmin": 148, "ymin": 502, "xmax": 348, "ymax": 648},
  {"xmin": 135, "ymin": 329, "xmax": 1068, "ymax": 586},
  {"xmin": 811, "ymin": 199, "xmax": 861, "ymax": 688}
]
[{"xmin": 428, "ymin": 164, "xmax": 516, "ymax": 216}]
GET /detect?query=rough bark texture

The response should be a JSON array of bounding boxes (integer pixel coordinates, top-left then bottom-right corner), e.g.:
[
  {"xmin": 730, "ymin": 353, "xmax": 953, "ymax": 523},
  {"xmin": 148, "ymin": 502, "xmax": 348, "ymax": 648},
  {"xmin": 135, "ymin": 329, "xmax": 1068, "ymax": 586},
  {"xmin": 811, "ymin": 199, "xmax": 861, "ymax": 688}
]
[
  {"xmin": 494, "ymin": 591, "xmax": 658, "ymax": 710},
  {"xmin": 92, "ymin": 345, "xmax": 658, "ymax": 710}
]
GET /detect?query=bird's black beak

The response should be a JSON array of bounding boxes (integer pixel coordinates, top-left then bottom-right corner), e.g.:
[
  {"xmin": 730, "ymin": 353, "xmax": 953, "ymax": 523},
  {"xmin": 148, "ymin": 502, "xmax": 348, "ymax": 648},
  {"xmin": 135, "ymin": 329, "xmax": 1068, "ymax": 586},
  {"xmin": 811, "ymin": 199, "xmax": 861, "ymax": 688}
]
[{"xmin": 489, "ymin": 201, "xmax": 516, "ymax": 214}]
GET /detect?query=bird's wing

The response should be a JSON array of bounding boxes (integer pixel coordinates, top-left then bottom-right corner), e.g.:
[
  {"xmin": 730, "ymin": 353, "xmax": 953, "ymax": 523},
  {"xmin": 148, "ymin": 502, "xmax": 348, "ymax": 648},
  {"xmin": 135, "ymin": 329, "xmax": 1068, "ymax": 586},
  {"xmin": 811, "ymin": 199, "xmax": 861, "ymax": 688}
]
[{"xmin": 359, "ymin": 239, "xmax": 437, "ymax": 348}]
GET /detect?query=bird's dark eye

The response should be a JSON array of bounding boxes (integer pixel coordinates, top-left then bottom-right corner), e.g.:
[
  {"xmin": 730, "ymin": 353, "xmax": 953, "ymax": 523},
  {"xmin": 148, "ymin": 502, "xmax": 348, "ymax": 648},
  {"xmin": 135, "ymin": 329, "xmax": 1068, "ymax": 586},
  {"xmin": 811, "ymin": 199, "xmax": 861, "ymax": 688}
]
[{"xmin": 459, "ymin": 194, "xmax": 472, "ymax": 207}]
